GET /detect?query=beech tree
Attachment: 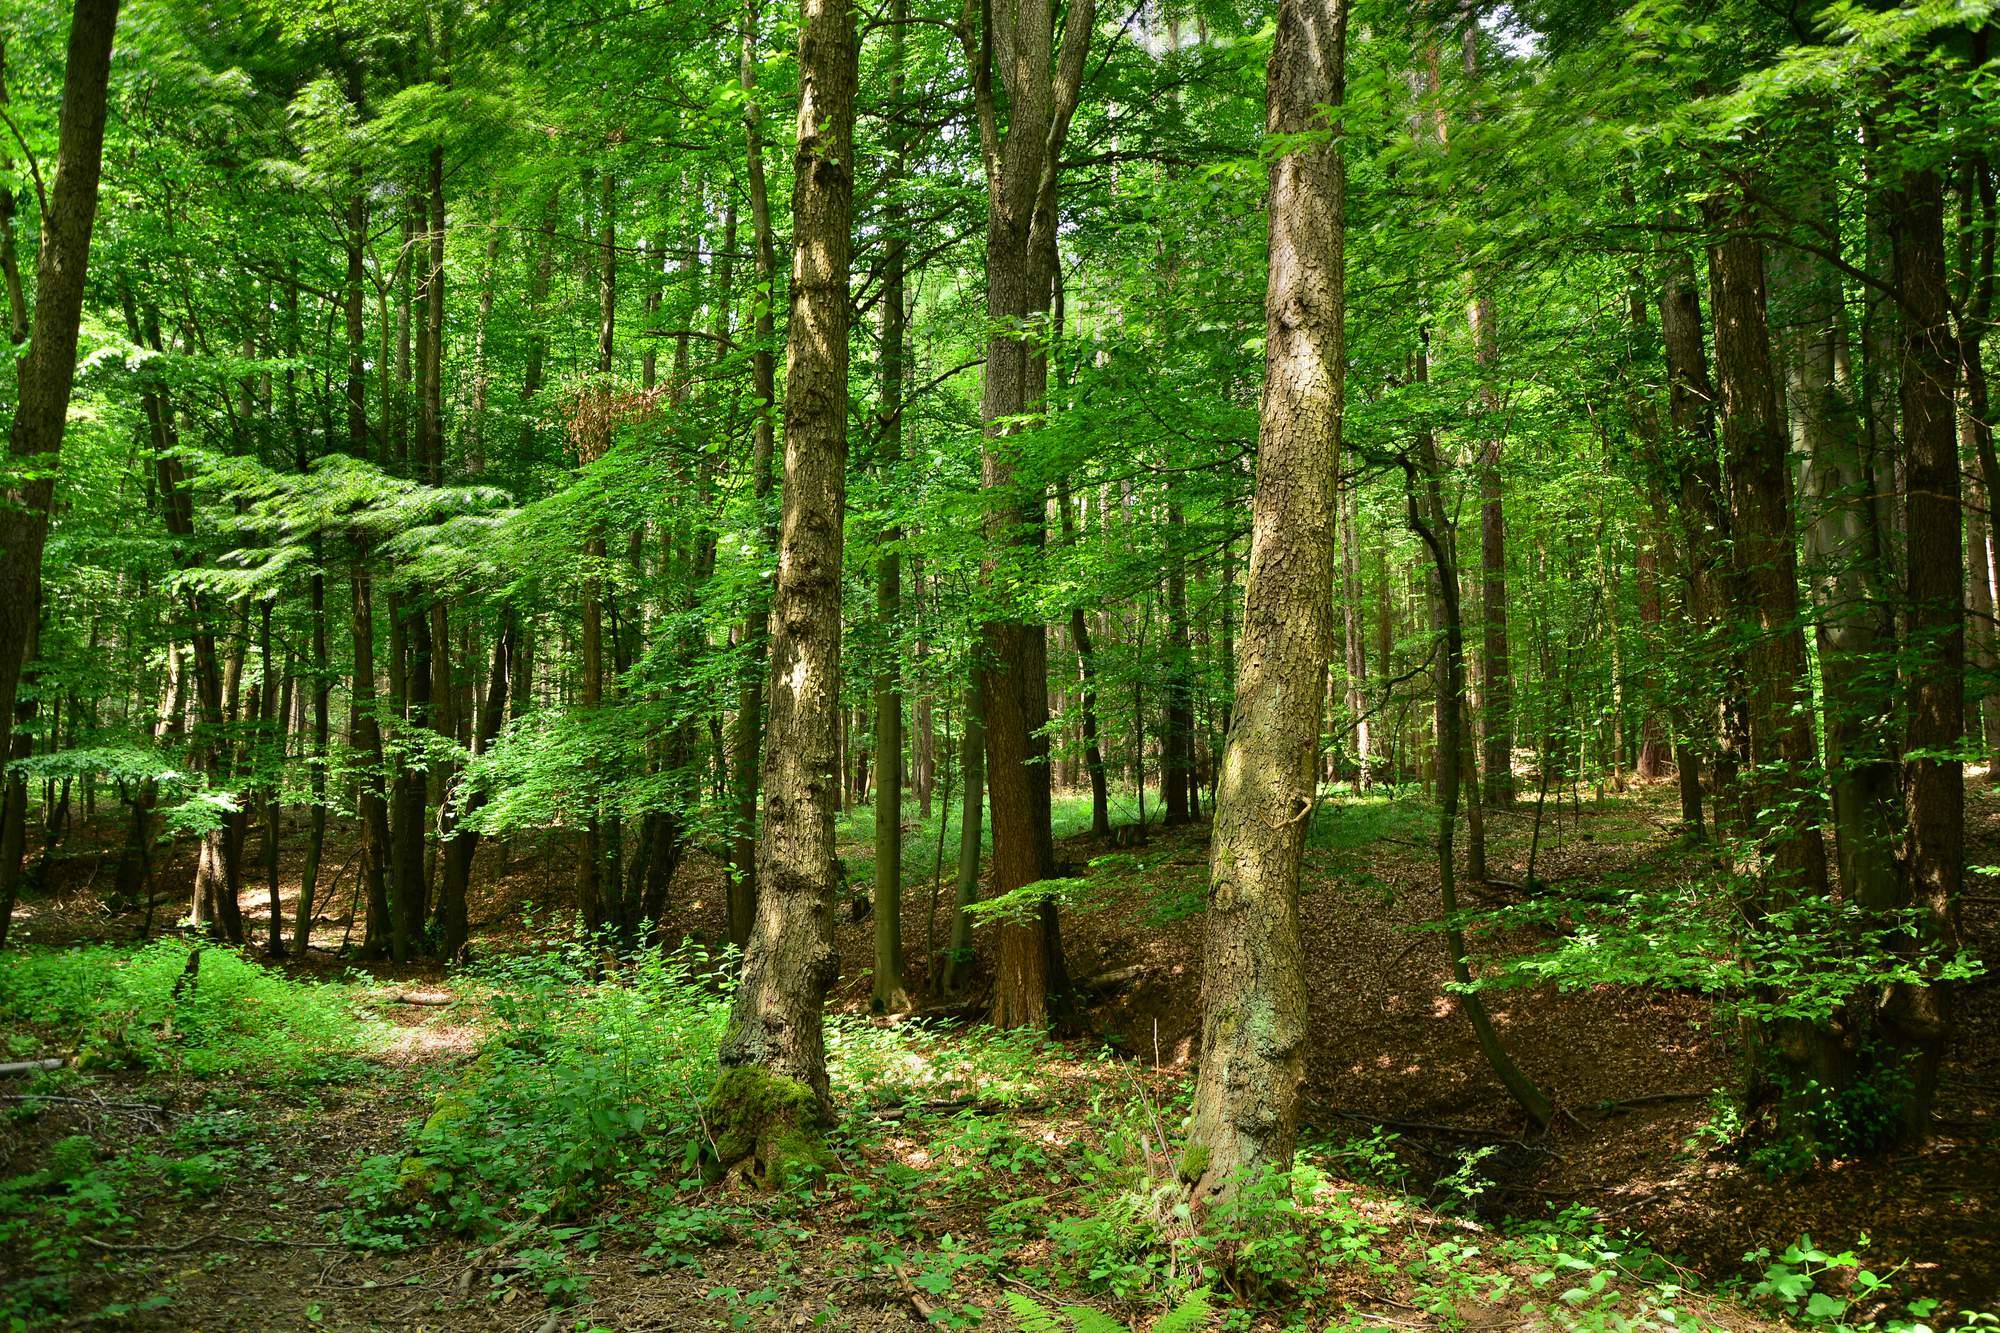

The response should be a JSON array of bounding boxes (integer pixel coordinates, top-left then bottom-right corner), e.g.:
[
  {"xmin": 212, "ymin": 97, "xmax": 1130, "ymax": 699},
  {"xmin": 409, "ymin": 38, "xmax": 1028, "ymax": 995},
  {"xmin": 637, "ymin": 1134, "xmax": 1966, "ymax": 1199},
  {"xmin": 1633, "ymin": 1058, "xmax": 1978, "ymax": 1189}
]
[{"xmin": 1184, "ymin": 0, "xmax": 1346, "ymax": 1203}]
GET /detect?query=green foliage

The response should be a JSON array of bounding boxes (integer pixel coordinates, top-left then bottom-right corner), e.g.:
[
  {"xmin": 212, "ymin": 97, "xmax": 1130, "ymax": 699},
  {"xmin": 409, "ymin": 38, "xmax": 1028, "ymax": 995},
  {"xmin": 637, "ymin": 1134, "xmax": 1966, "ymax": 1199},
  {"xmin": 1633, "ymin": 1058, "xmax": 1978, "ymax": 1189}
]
[
  {"xmin": 0, "ymin": 942, "xmax": 377, "ymax": 1085},
  {"xmin": 1001, "ymin": 1287, "xmax": 1213, "ymax": 1333}
]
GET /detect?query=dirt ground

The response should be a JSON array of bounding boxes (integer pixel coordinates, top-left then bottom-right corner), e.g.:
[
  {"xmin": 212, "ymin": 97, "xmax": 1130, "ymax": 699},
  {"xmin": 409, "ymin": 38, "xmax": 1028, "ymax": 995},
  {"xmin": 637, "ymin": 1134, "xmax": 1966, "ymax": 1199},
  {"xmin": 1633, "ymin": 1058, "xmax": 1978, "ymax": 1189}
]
[{"xmin": 4, "ymin": 780, "xmax": 1996, "ymax": 1328}]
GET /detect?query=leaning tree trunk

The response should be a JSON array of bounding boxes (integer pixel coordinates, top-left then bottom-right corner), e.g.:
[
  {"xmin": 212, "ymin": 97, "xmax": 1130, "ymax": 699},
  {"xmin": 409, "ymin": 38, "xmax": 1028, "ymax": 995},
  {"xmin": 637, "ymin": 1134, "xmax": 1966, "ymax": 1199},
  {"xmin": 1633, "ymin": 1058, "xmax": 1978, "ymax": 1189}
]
[
  {"xmin": 1184, "ymin": 0, "xmax": 1345, "ymax": 1207},
  {"xmin": 1405, "ymin": 437, "xmax": 1553, "ymax": 1131},
  {"xmin": 708, "ymin": 0, "xmax": 857, "ymax": 1187},
  {"xmin": 0, "ymin": 0, "xmax": 120, "ymax": 776}
]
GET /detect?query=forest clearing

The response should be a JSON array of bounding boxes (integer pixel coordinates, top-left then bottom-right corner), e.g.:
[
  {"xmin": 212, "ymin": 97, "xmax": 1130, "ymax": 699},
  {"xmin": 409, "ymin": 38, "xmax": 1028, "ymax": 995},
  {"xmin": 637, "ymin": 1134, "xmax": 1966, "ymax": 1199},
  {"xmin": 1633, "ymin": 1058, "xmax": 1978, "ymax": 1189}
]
[{"xmin": 1, "ymin": 0, "xmax": 1998, "ymax": 1327}]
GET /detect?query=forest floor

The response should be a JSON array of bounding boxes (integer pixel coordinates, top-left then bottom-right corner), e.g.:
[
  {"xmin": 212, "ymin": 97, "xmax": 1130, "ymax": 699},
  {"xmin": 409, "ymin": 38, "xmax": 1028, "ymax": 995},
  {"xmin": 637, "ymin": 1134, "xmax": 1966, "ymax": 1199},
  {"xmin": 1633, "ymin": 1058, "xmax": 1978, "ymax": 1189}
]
[{"xmin": 1, "ymin": 780, "xmax": 1995, "ymax": 1331}]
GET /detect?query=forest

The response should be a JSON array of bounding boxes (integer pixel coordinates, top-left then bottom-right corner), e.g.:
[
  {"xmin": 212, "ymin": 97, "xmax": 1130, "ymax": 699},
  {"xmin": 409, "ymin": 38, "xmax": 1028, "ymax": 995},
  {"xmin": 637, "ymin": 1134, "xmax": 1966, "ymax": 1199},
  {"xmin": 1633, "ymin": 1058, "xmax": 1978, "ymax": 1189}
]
[{"xmin": 0, "ymin": 0, "xmax": 1995, "ymax": 1326}]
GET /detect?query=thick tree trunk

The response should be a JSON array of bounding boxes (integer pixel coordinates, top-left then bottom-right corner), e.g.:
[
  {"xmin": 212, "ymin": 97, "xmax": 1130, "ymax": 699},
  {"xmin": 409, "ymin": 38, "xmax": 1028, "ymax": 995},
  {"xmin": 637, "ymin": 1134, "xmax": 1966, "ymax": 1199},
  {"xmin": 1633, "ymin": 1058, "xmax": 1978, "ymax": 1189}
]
[
  {"xmin": 1707, "ymin": 190, "xmax": 1840, "ymax": 1137},
  {"xmin": 971, "ymin": 0, "xmax": 1095, "ymax": 1030},
  {"xmin": 0, "ymin": 0, "xmax": 120, "ymax": 776},
  {"xmin": 709, "ymin": 0, "xmax": 856, "ymax": 1184},
  {"xmin": 1707, "ymin": 201, "xmax": 1830, "ymax": 896},
  {"xmin": 1887, "ymin": 162, "xmax": 1963, "ymax": 1137},
  {"xmin": 1184, "ymin": 0, "xmax": 1344, "ymax": 1205},
  {"xmin": 1769, "ymin": 175, "xmax": 1901, "ymax": 925}
]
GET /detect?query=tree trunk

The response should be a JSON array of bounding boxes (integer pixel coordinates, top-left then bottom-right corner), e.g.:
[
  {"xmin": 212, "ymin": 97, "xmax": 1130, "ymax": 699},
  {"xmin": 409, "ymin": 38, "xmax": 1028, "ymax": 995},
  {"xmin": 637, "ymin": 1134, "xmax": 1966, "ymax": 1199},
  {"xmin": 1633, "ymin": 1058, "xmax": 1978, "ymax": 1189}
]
[
  {"xmin": 1769, "ymin": 168, "xmax": 1901, "ymax": 924},
  {"xmin": 439, "ymin": 613, "xmax": 511, "ymax": 962},
  {"xmin": 940, "ymin": 682, "xmax": 985, "ymax": 997},
  {"xmin": 871, "ymin": 0, "xmax": 910, "ymax": 1013},
  {"xmin": 1184, "ymin": 0, "xmax": 1345, "ymax": 1205},
  {"xmin": 1886, "ymin": 161, "xmax": 1963, "ymax": 1137},
  {"xmin": 729, "ymin": 0, "xmax": 780, "ymax": 951},
  {"xmin": 709, "ymin": 0, "xmax": 856, "ymax": 1184},
  {"xmin": 1163, "ymin": 501, "xmax": 1194, "ymax": 823},
  {"xmin": 1658, "ymin": 238, "xmax": 1734, "ymax": 837},
  {"xmin": 0, "ymin": 0, "xmax": 120, "ymax": 776},
  {"xmin": 1405, "ymin": 428, "xmax": 1552, "ymax": 1132},
  {"xmin": 971, "ymin": 0, "xmax": 1095, "ymax": 1030}
]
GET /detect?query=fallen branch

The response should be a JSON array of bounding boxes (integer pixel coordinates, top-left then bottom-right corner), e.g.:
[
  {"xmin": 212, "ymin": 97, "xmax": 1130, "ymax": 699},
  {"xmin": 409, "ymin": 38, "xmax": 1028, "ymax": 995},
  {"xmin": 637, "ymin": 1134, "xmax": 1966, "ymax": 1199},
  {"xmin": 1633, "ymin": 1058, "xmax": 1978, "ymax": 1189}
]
[
  {"xmin": 1579, "ymin": 1091, "xmax": 1712, "ymax": 1115},
  {"xmin": 0, "ymin": 1094, "xmax": 171, "ymax": 1117},
  {"xmin": 1314, "ymin": 1105, "xmax": 1555, "ymax": 1152},
  {"xmin": 889, "ymin": 1261, "xmax": 940, "ymax": 1323},
  {"xmin": 83, "ymin": 1232, "xmax": 340, "ymax": 1254},
  {"xmin": 388, "ymin": 991, "xmax": 455, "ymax": 1007},
  {"xmin": 0, "ymin": 1057, "xmax": 69, "ymax": 1078},
  {"xmin": 863, "ymin": 1098, "xmax": 975, "ymax": 1122}
]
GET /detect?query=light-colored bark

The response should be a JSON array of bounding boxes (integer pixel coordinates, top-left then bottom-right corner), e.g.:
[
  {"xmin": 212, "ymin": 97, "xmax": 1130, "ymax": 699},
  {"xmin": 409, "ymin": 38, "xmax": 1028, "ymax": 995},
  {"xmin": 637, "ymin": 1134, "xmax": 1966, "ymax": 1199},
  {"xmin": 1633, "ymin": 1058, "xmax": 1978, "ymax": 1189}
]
[{"xmin": 1185, "ymin": 0, "xmax": 1345, "ymax": 1205}]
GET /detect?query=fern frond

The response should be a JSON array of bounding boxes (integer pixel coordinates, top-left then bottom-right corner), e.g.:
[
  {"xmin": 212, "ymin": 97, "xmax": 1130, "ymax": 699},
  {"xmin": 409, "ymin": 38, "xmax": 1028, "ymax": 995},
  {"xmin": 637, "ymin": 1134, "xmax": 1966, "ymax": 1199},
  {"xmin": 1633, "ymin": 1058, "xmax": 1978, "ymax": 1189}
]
[
  {"xmin": 1061, "ymin": 1306, "xmax": 1131, "ymax": 1333},
  {"xmin": 1150, "ymin": 1287, "xmax": 1213, "ymax": 1333},
  {"xmin": 1001, "ymin": 1289, "xmax": 1068, "ymax": 1333}
]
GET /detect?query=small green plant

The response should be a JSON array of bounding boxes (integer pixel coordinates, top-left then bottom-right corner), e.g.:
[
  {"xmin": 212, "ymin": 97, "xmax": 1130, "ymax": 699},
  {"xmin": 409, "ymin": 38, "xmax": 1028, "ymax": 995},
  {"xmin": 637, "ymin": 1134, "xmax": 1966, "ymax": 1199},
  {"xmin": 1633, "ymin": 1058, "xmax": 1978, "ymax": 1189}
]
[
  {"xmin": 1745, "ymin": 1235, "xmax": 1895, "ymax": 1326},
  {"xmin": 1001, "ymin": 1285, "xmax": 1212, "ymax": 1332}
]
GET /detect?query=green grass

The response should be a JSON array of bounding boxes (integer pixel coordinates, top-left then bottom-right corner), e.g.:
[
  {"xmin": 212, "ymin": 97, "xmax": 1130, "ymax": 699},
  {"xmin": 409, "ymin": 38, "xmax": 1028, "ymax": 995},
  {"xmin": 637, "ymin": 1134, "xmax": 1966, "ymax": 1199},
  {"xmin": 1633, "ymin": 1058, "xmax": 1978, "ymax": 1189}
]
[{"xmin": 0, "ymin": 939, "xmax": 381, "ymax": 1084}]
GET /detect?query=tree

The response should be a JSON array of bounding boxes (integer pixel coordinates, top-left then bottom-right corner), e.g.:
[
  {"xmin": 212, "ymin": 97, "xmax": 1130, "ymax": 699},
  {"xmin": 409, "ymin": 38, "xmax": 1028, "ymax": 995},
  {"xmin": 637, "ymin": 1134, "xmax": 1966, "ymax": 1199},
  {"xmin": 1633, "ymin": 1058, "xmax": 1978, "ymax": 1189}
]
[
  {"xmin": 708, "ymin": 0, "xmax": 858, "ymax": 1183},
  {"xmin": 0, "ymin": 0, "xmax": 121, "ymax": 840},
  {"xmin": 1184, "ymin": 0, "xmax": 1345, "ymax": 1205}
]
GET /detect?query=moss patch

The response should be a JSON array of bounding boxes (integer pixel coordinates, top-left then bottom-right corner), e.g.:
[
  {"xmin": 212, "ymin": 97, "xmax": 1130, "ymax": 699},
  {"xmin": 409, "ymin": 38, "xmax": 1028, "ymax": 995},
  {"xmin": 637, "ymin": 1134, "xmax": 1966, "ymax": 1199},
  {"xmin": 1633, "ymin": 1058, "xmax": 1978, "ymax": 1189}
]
[
  {"xmin": 702, "ymin": 1066, "xmax": 835, "ymax": 1191},
  {"xmin": 395, "ymin": 1052, "xmax": 495, "ymax": 1199}
]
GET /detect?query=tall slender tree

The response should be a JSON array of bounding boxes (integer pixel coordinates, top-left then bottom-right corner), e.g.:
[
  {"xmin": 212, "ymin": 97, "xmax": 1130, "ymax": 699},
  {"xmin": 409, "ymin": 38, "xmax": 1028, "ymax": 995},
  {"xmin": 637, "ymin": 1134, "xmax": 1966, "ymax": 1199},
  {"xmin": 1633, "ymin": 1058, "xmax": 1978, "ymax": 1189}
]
[
  {"xmin": 1185, "ymin": 0, "xmax": 1346, "ymax": 1204},
  {"xmin": 708, "ymin": 0, "xmax": 858, "ymax": 1182}
]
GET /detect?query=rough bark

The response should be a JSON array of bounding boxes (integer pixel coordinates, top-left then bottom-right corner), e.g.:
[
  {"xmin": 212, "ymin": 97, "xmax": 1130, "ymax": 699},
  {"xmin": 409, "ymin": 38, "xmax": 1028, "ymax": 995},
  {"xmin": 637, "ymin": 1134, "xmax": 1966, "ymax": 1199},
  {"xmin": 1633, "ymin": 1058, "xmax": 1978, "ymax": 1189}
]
[
  {"xmin": 1706, "ymin": 196, "xmax": 1830, "ymax": 898},
  {"xmin": 710, "ymin": 0, "xmax": 856, "ymax": 1178},
  {"xmin": 1184, "ymin": 0, "xmax": 1344, "ymax": 1205},
  {"xmin": 1887, "ymin": 162, "xmax": 1963, "ymax": 1136}
]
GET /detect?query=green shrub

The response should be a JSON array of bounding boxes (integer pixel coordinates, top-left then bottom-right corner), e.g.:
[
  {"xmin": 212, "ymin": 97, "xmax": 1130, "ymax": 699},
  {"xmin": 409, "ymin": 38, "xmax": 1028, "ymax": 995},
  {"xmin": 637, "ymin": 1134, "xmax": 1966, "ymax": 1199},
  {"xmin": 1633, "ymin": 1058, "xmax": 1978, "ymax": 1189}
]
[{"xmin": 349, "ymin": 934, "xmax": 734, "ymax": 1241}]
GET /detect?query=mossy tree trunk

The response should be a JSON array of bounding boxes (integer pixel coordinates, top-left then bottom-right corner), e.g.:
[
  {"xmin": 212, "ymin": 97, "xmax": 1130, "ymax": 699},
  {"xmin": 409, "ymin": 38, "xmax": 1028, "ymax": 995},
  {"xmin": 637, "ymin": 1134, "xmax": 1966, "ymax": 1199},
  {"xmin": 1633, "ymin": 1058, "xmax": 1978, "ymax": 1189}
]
[
  {"xmin": 710, "ymin": 0, "xmax": 856, "ymax": 1183},
  {"xmin": 1185, "ymin": 0, "xmax": 1345, "ymax": 1206}
]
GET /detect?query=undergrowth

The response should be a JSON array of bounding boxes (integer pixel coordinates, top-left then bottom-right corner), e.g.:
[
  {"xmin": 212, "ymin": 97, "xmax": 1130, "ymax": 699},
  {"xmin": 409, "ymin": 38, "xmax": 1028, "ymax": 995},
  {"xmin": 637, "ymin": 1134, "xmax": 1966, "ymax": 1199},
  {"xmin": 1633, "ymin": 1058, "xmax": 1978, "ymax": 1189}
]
[{"xmin": 0, "ymin": 939, "xmax": 377, "ymax": 1084}]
